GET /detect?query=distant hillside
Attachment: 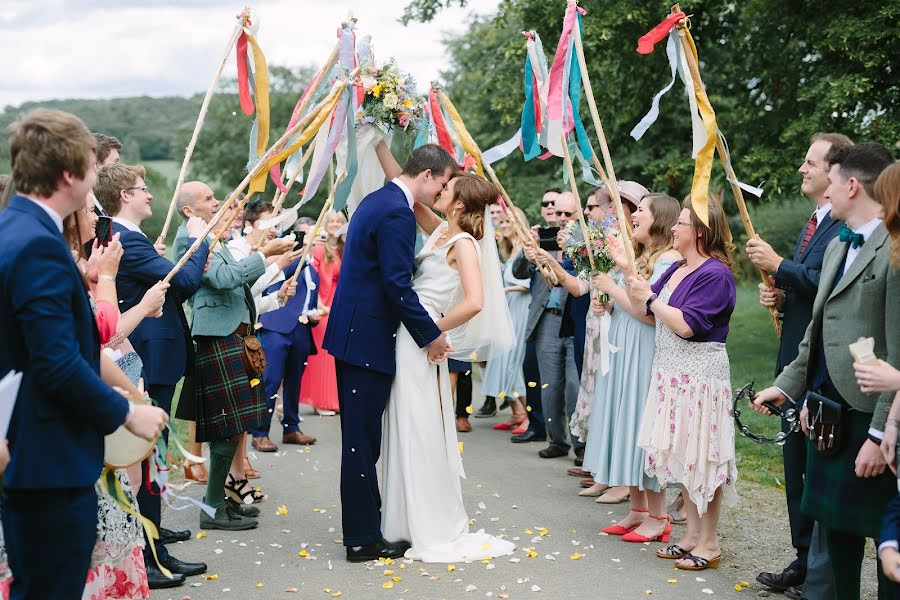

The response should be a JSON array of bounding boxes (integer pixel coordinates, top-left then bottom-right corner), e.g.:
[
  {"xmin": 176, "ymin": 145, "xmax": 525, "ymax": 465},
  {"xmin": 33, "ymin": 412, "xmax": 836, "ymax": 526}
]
[{"xmin": 0, "ymin": 95, "xmax": 202, "ymax": 170}]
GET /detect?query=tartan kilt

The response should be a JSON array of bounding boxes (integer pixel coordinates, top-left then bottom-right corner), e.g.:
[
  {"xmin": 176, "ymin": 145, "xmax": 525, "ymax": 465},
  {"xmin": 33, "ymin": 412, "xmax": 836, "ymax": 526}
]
[
  {"xmin": 802, "ymin": 407, "xmax": 896, "ymax": 538},
  {"xmin": 193, "ymin": 333, "xmax": 267, "ymax": 443}
]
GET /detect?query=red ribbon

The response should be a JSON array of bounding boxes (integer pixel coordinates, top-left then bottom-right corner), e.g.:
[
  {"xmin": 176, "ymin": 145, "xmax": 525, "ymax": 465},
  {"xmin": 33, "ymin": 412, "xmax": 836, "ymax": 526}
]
[
  {"xmin": 429, "ymin": 88, "xmax": 454, "ymax": 154},
  {"xmin": 636, "ymin": 12, "xmax": 685, "ymax": 55},
  {"xmin": 236, "ymin": 32, "xmax": 255, "ymax": 115}
]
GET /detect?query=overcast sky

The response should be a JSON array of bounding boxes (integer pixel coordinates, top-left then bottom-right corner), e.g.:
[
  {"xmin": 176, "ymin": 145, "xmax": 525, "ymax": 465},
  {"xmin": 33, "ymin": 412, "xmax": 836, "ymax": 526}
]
[{"xmin": 0, "ymin": 0, "xmax": 500, "ymax": 107}]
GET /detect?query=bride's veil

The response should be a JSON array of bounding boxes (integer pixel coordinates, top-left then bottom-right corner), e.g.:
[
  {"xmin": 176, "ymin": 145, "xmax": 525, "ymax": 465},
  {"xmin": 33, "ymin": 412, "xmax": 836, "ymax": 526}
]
[{"xmin": 447, "ymin": 205, "xmax": 516, "ymax": 362}]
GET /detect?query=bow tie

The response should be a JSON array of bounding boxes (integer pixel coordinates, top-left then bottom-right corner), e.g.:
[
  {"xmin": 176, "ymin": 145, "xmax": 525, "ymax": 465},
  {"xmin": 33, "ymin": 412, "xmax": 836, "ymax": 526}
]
[{"xmin": 839, "ymin": 226, "xmax": 865, "ymax": 249}]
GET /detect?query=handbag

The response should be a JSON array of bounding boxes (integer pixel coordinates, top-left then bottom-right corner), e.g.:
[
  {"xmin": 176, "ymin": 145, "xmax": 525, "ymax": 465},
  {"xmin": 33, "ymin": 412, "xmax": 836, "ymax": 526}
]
[
  {"xmin": 242, "ymin": 334, "xmax": 267, "ymax": 378},
  {"xmin": 804, "ymin": 391, "xmax": 846, "ymax": 457}
]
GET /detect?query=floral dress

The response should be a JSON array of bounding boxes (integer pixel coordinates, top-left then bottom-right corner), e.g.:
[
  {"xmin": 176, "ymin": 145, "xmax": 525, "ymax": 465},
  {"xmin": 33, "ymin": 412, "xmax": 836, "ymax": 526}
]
[{"xmin": 569, "ymin": 285, "xmax": 602, "ymax": 442}]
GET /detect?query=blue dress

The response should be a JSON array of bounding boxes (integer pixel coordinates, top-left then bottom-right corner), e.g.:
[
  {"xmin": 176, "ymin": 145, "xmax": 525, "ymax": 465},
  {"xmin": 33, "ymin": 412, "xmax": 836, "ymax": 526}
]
[
  {"xmin": 581, "ymin": 257, "xmax": 675, "ymax": 490},
  {"xmin": 480, "ymin": 250, "xmax": 531, "ymax": 400}
]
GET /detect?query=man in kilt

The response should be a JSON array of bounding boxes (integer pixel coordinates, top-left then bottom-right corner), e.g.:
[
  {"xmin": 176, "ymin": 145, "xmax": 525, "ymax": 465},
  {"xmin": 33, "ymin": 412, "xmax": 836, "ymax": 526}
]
[
  {"xmin": 188, "ymin": 211, "xmax": 296, "ymax": 531},
  {"xmin": 754, "ymin": 142, "xmax": 897, "ymax": 599}
]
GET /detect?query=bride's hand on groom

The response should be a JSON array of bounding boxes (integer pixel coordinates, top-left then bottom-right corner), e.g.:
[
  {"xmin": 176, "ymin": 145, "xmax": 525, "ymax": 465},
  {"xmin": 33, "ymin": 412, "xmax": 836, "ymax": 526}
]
[{"xmin": 426, "ymin": 332, "xmax": 453, "ymax": 364}]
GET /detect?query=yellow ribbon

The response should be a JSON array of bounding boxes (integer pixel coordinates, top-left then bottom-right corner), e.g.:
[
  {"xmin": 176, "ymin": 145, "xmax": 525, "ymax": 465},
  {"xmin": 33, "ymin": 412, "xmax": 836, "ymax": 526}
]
[
  {"xmin": 245, "ymin": 32, "xmax": 270, "ymax": 159},
  {"xmin": 248, "ymin": 81, "xmax": 345, "ymax": 195},
  {"xmin": 100, "ymin": 467, "xmax": 172, "ymax": 579},
  {"xmin": 437, "ymin": 91, "xmax": 483, "ymax": 176},
  {"xmin": 682, "ymin": 28, "xmax": 716, "ymax": 227}
]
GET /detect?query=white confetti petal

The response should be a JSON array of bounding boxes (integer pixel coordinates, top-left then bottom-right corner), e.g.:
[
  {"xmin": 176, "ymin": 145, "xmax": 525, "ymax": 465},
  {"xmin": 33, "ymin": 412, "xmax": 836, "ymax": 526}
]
[
  {"xmin": 701, "ymin": 589, "xmax": 714, "ymax": 595},
  {"xmin": 531, "ymin": 585, "xmax": 542, "ymax": 592},
  {"xmin": 466, "ymin": 584, "xmax": 478, "ymax": 592}
]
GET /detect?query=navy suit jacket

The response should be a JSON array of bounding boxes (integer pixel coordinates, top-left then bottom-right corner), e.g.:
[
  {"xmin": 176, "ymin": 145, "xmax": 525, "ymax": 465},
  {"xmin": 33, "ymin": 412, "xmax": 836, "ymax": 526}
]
[
  {"xmin": 773, "ymin": 210, "xmax": 842, "ymax": 374},
  {"xmin": 0, "ymin": 196, "xmax": 129, "ymax": 489},
  {"xmin": 323, "ymin": 182, "xmax": 441, "ymax": 374},
  {"xmin": 260, "ymin": 259, "xmax": 319, "ymax": 352},
  {"xmin": 881, "ymin": 493, "xmax": 900, "ymax": 548},
  {"xmin": 112, "ymin": 221, "xmax": 208, "ymax": 385}
]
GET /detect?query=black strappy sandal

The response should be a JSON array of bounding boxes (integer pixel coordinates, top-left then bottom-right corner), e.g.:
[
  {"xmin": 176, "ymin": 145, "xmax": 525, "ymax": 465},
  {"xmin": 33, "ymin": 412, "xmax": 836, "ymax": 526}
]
[
  {"xmin": 675, "ymin": 553, "xmax": 721, "ymax": 571},
  {"xmin": 225, "ymin": 473, "xmax": 265, "ymax": 504},
  {"xmin": 656, "ymin": 544, "xmax": 690, "ymax": 559}
]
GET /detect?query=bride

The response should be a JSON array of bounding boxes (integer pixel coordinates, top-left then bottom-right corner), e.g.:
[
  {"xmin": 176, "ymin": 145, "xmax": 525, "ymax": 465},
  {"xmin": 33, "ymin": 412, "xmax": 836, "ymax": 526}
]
[{"xmin": 374, "ymin": 139, "xmax": 517, "ymax": 563}]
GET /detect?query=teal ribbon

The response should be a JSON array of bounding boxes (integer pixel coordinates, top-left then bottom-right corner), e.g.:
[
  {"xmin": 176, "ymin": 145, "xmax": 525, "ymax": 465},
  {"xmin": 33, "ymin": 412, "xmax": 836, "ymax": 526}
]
[
  {"xmin": 567, "ymin": 13, "xmax": 593, "ymax": 161},
  {"xmin": 332, "ymin": 92, "xmax": 358, "ymax": 212},
  {"xmin": 521, "ymin": 50, "xmax": 541, "ymax": 161}
]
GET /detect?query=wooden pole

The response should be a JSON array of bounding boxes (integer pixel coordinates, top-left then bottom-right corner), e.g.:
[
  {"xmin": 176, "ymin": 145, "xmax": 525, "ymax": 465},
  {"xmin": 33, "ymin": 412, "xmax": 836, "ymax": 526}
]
[
  {"xmin": 157, "ymin": 23, "xmax": 244, "ymax": 245},
  {"xmin": 570, "ymin": 8, "xmax": 638, "ymax": 273},
  {"xmin": 559, "ymin": 135, "xmax": 596, "ymax": 271},
  {"xmin": 291, "ymin": 173, "xmax": 346, "ymax": 281},
  {"xmin": 671, "ymin": 5, "xmax": 781, "ymax": 335},
  {"xmin": 164, "ymin": 75, "xmax": 352, "ymax": 283},
  {"xmin": 271, "ymin": 137, "xmax": 318, "ymax": 213}
]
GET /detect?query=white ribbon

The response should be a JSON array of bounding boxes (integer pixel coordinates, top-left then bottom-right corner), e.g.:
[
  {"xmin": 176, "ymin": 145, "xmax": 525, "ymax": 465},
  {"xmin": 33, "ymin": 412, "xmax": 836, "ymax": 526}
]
[
  {"xmin": 482, "ymin": 129, "xmax": 522, "ymax": 164},
  {"xmin": 630, "ymin": 32, "xmax": 678, "ymax": 141},
  {"xmin": 598, "ymin": 311, "xmax": 620, "ymax": 376},
  {"xmin": 718, "ymin": 130, "xmax": 765, "ymax": 197}
]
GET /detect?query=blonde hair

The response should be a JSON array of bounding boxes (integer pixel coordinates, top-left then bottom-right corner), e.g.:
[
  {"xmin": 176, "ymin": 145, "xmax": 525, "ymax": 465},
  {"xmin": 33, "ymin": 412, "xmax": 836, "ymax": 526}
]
[
  {"xmin": 875, "ymin": 163, "xmax": 900, "ymax": 268},
  {"xmin": 634, "ymin": 194, "xmax": 679, "ymax": 278},
  {"xmin": 94, "ymin": 163, "xmax": 146, "ymax": 216},
  {"xmin": 323, "ymin": 210, "xmax": 347, "ymax": 264},
  {"xmin": 451, "ymin": 173, "xmax": 499, "ymax": 240},
  {"xmin": 498, "ymin": 206, "xmax": 529, "ymax": 260}
]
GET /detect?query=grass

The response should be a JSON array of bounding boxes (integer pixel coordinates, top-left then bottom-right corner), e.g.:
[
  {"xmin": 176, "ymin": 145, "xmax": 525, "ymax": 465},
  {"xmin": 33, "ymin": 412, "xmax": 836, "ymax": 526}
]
[{"xmin": 726, "ymin": 282, "xmax": 787, "ymax": 488}]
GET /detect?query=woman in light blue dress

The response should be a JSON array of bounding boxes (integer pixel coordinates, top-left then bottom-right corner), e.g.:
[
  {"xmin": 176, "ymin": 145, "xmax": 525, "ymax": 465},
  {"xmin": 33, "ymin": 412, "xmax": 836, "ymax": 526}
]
[
  {"xmin": 579, "ymin": 194, "xmax": 682, "ymax": 541},
  {"xmin": 482, "ymin": 208, "xmax": 531, "ymax": 432}
]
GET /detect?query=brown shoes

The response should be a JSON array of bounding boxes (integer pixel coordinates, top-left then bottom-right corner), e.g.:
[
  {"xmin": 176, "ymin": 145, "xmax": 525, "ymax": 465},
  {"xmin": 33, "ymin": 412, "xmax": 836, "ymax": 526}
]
[
  {"xmin": 251, "ymin": 436, "xmax": 278, "ymax": 453},
  {"xmin": 282, "ymin": 431, "xmax": 317, "ymax": 445},
  {"xmin": 456, "ymin": 417, "xmax": 472, "ymax": 433}
]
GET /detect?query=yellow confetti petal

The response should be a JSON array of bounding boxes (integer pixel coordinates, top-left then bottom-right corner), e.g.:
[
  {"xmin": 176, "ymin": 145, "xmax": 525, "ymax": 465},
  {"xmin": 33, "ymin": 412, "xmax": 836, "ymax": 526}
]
[
  {"xmin": 481, "ymin": 558, "xmax": 491, "ymax": 564},
  {"xmin": 332, "ymin": 593, "xmax": 342, "ymax": 598},
  {"xmin": 256, "ymin": 583, "xmax": 264, "ymax": 588},
  {"xmin": 525, "ymin": 550, "xmax": 538, "ymax": 558},
  {"xmin": 250, "ymin": 378, "xmax": 260, "ymax": 387},
  {"xmin": 383, "ymin": 581, "xmax": 394, "ymax": 589},
  {"xmin": 735, "ymin": 584, "xmax": 743, "ymax": 591},
  {"xmin": 526, "ymin": 405, "xmax": 532, "ymax": 412},
  {"xmin": 469, "ymin": 352, "xmax": 478, "ymax": 360},
  {"xmin": 205, "ymin": 574, "xmax": 219, "ymax": 580},
  {"xmin": 277, "ymin": 505, "xmax": 288, "ymax": 516},
  {"xmin": 527, "ymin": 381, "xmax": 537, "ymax": 388},
  {"xmin": 465, "ymin": 405, "xmax": 474, "ymax": 414},
  {"xmin": 740, "ymin": 581, "xmax": 750, "ymax": 587},
  {"xmin": 399, "ymin": 564, "xmax": 406, "ymax": 570},
  {"xmin": 383, "ymin": 570, "xmax": 394, "ymax": 576},
  {"xmin": 447, "ymin": 564, "xmax": 456, "ymax": 572},
  {"xmin": 384, "ymin": 558, "xmax": 394, "ymax": 565},
  {"xmin": 313, "ymin": 508, "xmax": 321, "ymax": 512},
  {"xmin": 645, "ymin": 591, "xmax": 653, "ymax": 596},
  {"xmin": 570, "ymin": 552, "xmax": 582, "ymax": 560},
  {"xmin": 541, "ymin": 383, "xmax": 549, "ymax": 389},
  {"xmin": 458, "ymin": 441, "xmax": 464, "ymax": 455},
  {"xmin": 524, "ymin": 529, "xmax": 533, "ymax": 535},
  {"xmin": 667, "ymin": 578, "xmax": 677, "ymax": 584},
  {"xmin": 392, "ymin": 576, "xmax": 402, "ymax": 582},
  {"xmin": 196, "ymin": 532, "xmax": 207, "ymax": 539},
  {"xmin": 298, "ymin": 550, "xmax": 309, "ymax": 558},
  {"xmin": 497, "ymin": 391, "xmax": 506, "ymax": 398},
  {"xmin": 537, "ymin": 527, "xmax": 549, "ymax": 536},
  {"xmin": 468, "ymin": 518, "xmax": 476, "ymax": 525},
  {"xmin": 324, "ymin": 589, "xmax": 332, "ymax": 593},
  {"xmin": 465, "ymin": 370, "xmax": 471, "ymax": 376}
]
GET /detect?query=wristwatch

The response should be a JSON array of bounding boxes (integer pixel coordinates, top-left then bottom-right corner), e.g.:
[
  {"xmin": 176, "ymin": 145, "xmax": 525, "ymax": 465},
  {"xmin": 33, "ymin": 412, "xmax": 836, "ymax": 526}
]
[{"xmin": 645, "ymin": 293, "xmax": 658, "ymax": 312}]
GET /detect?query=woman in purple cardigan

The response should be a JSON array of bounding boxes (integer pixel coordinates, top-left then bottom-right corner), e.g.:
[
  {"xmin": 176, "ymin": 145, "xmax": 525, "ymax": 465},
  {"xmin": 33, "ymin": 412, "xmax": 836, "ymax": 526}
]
[{"xmin": 624, "ymin": 194, "xmax": 737, "ymax": 572}]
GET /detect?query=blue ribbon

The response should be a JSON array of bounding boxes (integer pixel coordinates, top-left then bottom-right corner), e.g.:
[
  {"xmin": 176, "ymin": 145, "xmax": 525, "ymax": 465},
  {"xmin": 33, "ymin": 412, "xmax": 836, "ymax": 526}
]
[
  {"xmin": 567, "ymin": 13, "xmax": 593, "ymax": 161},
  {"xmin": 521, "ymin": 50, "xmax": 541, "ymax": 161}
]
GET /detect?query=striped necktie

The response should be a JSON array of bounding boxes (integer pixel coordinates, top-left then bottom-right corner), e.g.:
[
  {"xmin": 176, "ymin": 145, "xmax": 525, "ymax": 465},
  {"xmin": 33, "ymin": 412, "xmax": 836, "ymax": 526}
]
[{"xmin": 798, "ymin": 212, "xmax": 818, "ymax": 255}]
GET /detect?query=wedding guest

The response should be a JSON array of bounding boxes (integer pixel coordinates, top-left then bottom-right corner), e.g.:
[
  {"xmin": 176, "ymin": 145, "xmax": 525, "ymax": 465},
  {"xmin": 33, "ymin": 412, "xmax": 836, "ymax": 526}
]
[
  {"xmin": 514, "ymin": 192, "xmax": 581, "ymax": 459},
  {"xmin": 750, "ymin": 133, "xmax": 852, "ymax": 599},
  {"xmin": 300, "ymin": 210, "xmax": 347, "ymax": 416},
  {"xmin": 584, "ymin": 193, "xmax": 679, "ymax": 526},
  {"xmin": 0, "ymin": 108, "xmax": 166, "ymax": 599},
  {"xmin": 482, "ymin": 207, "xmax": 531, "ymax": 432},
  {"xmin": 623, "ymin": 193, "xmax": 738, "ymax": 571},
  {"xmin": 93, "ymin": 133, "xmax": 122, "ymax": 165},
  {"xmin": 95, "ymin": 163, "xmax": 209, "ymax": 588},
  {"xmin": 754, "ymin": 143, "xmax": 896, "ymax": 599}
]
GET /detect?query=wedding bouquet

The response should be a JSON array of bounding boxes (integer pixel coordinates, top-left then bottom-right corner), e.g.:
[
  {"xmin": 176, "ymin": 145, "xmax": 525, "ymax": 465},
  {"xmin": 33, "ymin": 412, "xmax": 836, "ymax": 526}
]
[
  {"xmin": 358, "ymin": 59, "xmax": 427, "ymax": 132},
  {"xmin": 562, "ymin": 218, "xmax": 618, "ymax": 302}
]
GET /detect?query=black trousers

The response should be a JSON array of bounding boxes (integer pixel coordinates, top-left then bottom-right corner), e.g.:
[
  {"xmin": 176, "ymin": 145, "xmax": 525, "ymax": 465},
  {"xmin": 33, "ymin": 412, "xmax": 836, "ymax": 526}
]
[
  {"xmin": 138, "ymin": 382, "xmax": 176, "ymax": 563},
  {"xmin": 781, "ymin": 416, "xmax": 813, "ymax": 573},
  {"xmin": 824, "ymin": 528, "xmax": 898, "ymax": 600},
  {"xmin": 454, "ymin": 369, "xmax": 473, "ymax": 419},
  {"xmin": 522, "ymin": 340, "xmax": 545, "ymax": 435}
]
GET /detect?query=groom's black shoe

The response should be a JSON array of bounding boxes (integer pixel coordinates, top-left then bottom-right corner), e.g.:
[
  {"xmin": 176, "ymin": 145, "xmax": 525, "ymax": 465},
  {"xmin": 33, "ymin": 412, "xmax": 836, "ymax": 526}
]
[
  {"xmin": 511, "ymin": 430, "xmax": 546, "ymax": 443},
  {"xmin": 346, "ymin": 539, "xmax": 411, "ymax": 563}
]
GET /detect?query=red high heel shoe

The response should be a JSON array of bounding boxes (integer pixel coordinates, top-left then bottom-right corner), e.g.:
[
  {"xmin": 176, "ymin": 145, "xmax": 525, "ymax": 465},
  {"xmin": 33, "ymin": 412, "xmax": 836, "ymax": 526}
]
[
  {"xmin": 621, "ymin": 514, "xmax": 671, "ymax": 543},
  {"xmin": 601, "ymin": 509, "xmax": 647, "ymax": 535},
  {"xmin": 492, "ymin": 414, "xmax": 526, "ymax": 431}
]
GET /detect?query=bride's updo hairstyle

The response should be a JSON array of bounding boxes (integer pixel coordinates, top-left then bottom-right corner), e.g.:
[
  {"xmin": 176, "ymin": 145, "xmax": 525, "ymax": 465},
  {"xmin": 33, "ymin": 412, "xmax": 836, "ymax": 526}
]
[{"xmin": 452, "ymin": 172, "xmax": 499, "ymax": 241}]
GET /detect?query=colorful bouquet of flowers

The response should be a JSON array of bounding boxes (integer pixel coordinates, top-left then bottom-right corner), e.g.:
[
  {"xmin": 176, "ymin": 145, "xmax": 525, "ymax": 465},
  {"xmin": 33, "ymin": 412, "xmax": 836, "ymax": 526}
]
[
  {"xmin": 358, "ymin": 58, "xmax": 427, "ymax": 132},
  {"xmin": 562, "ymin": 217, "xmax": 619, "ymax": 301}
]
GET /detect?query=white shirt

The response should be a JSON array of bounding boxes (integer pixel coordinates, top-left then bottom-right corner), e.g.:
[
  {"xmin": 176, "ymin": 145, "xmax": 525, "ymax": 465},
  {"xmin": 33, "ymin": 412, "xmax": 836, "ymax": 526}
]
[
  {"xmin": 23, "ymin": 197, "xmax": 64, "ymax": 233},
  {"xmin": 226, "ymin": 236, "xmax": 282, "ymax": 317},
  {"xmin": 842, "ymin": 217, "xmax": 882, "ymax": 274},
  {"xmin": 392, "ymin": 177, "xmax": 415, "ymax": 210},
  {"xmin": 813, "ymin": 203, "xmax": 832, "ymax": 229},
  {"xmin": 111, "ymin": 216, "xmax": 144, "ymax": 236}
]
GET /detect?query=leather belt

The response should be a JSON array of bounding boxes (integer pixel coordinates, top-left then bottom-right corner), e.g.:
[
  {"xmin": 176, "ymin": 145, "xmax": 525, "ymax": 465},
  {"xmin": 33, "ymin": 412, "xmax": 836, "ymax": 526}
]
[
  {"xmin": 544, "ymin": 308, "xmax": 563, "ymax": 316},
  {"xmin": 234, "ymin": 323, "xmax": 253, "ymax": 337}
]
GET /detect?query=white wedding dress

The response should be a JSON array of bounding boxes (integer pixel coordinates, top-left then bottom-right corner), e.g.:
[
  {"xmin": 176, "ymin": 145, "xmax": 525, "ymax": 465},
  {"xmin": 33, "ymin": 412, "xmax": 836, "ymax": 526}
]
[{"xmin": 381, "ymin": 224, "xmax": 516, "ymax": 563}]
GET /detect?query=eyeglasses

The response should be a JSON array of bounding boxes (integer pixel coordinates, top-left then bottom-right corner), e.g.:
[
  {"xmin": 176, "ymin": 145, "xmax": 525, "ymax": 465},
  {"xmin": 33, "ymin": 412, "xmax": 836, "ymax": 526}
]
[
  {"xmin": 127, "ymin": 185, "xmax": 149, "ymax": 194},
  {"xmin": 585, "ymin": 204, "xmax": 601, "ymax": 211},
  {"xmin": 541, "ymin": 201, "xmax": 555, "ymax": 207},
  {"xmin": 555, "ymin": 210, "xmax": 574, "ymax": 217},
  {"xmin": 674, "ymin": 220, "xmax": 693, "ymax": 228}
]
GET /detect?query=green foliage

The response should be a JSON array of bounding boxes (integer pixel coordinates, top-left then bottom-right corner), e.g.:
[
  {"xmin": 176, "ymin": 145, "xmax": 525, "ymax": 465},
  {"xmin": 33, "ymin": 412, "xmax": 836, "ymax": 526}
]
[
  {"xmin": 400, "ymin": 0, "xmax": 468, "ymax": 25},
  {"xmin": 731, "ymin": 197, "xmax": 815, "ymax": 281},
  {"xmin": 419, "ymin": 0, "xmax": 899, "ymax": 226}
]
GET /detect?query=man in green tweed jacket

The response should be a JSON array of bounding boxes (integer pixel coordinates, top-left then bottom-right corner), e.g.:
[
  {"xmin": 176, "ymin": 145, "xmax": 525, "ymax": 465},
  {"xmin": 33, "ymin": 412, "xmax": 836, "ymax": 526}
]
[{"xmin": 754, "ymin": 143, "xmax": 897, "ymax": 599}]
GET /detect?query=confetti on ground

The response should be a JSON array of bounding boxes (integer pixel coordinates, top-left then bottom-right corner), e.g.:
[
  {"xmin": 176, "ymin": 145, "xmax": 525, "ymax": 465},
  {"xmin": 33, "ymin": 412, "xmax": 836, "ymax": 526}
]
[
  {"xmin": 447, "ymin": 564, "xmax": 456, "ymax": 572},
  {"xmin": 466, "ymin": 405, "xmax": 474, "ymax": 414},
  {"xmin": 285, "ymin": 588, "xmax": 299, "ymax": 593},
  {"xmin": 537, "ymin": 528, "xmax": 549, "ymax": 536},
  {"xmin": 383, "ymin": 582, "xmax": 394, "ymax": 589},
  {"xmin": 276, "ymin": 505, "xmax": 288, "ymax": 516},
  {"xmin": 531, "ymin": 584, "xmax": 542, "ymax": 592},
  {"xmin": 204, "ymin": 574, "xmax": 218, "ymax": 580},
  {"xmin": 383, "ymin": 570, "xmax": 394, "ymax": 576},
  {"xmin": 667, "ymin": 578, "xmax": 677, "ymax": 584},
  {"xmin": 466, "ymin": 584, "xmax": 478, "ymax": 592},
  {"xmin": 196, "ymin": 532, "xmax": 207, "ymax": 539},
  {"xmin": 298, "ymin": 550, "xmax": 310, "ymax": 558},
  {"xmin": 525, "ymin": 550, "xmax": 538, "ymax": 558},
  {"xmin": 570, "ymin": 552, "xmax": 581, "ymax": 560},
  {"xmin": 701, "ymin": 589, "xmax": 714, "ymax": 595},
  {"xmin": 255, "ymin": 583, "xmax": 264, "ymax": 588}
]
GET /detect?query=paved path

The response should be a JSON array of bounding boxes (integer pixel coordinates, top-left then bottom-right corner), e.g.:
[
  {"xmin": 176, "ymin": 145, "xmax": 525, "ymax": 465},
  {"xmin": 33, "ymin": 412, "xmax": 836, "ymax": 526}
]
[{"xmin": 153, "ymin": 404, "xmax": 759, "ymax": 600}]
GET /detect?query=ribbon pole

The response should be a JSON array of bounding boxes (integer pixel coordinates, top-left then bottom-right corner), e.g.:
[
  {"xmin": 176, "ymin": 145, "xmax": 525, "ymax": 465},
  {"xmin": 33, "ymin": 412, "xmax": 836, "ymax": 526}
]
[
  {"xmin": 291, "ymin": 172, "xmax": 345, "ymax": 282},
  {"xmin": 157, "ymin": 21, "xmax": 246, "ymax": 245},
  {"xmin": 671, "ymin": 6, "xmax": 780, "ymax": 335},
  {"xmin": 433, "ymin": 85, "xmax": 558, "ymax": 285},
  {"xmin": 165, "ymin": 74, "xmax": 352, "ymax": 283},
  {"xmin": 272, "ymin": 137, "xmax": 319, "ymax": 213},
  {"xmin": 570, "ymin": 3, "xmax": 637, "ymax": 274},
  {"xmin": 560, "ymin": 135, "xmax": 595, "ymax": 272}
]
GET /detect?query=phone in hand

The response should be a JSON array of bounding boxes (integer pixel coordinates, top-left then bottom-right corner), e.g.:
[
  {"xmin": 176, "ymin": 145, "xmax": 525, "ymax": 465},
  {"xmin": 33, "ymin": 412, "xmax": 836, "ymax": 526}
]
[
  {"xmin": 95, "ymin": 216, "xmax": 113, "ymax": 247},
  {"xmin": 537, "ymin": 226, "xmax": 560, "ymax": 251}
]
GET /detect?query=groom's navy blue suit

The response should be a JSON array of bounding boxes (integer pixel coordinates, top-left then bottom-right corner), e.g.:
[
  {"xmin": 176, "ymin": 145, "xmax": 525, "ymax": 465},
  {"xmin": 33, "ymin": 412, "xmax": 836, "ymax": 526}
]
[{"xmin": 324, "ymin": 182, "xmax": 441, "ymax": 547}]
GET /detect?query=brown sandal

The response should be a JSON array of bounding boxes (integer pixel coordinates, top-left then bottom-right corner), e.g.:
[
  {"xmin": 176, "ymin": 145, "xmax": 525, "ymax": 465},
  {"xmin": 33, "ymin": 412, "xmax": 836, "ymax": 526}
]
[
  {"xmin": 243, "ymin": 456, "xmax": 261, "ymax": 480},
  {"xmin": 675, "ymin": 553, "xmax": 721, "ymax": 571},
  {"xmin": 183, "ymin": 460, "xmax": 208, "ymax": 483}
]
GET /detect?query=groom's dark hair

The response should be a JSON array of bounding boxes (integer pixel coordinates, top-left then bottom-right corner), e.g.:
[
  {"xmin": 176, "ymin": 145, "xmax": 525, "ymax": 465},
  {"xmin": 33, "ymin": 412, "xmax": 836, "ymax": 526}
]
[{"xmin": 401, "ymin": 144, "xmax": 458, "ymax": 178}]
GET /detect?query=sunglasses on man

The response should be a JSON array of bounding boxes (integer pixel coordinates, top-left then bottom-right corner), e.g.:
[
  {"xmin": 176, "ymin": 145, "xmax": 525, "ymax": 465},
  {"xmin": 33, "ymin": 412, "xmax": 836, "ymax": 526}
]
[
  {"xmin": 555, "ymin": 210, "xmax": 575, "ymax": 217},
  {"xmin": 541, "ymin": 200, "xmax": 555, "ymax": 207}
]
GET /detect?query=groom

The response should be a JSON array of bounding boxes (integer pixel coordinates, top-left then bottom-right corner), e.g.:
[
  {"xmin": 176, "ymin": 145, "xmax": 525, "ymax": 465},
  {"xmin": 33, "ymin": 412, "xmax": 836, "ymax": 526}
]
[{"xmin": 324, "ymin": 144, "xmax": 457, "ymax": 562}]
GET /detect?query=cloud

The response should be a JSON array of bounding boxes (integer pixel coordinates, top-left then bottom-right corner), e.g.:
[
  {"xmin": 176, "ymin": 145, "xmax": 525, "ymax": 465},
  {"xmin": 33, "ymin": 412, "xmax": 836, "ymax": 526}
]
[{"xmin": 0, "ymin": 0, "xmax": 499, "ymax": 106}]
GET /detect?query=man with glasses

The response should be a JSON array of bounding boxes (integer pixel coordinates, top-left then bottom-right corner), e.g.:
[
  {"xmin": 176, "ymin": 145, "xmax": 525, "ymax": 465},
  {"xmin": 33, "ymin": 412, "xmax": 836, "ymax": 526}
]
[{"xmin": 95, "ymin": 163, "xmax": 210, "ymax": 589}]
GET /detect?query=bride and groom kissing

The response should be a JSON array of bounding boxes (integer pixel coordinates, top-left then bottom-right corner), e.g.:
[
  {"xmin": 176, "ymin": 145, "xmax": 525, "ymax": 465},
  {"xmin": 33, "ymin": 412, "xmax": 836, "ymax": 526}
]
[{"xmin": 322, "ymin": 143, "xmax": 517, "ymax": 564}]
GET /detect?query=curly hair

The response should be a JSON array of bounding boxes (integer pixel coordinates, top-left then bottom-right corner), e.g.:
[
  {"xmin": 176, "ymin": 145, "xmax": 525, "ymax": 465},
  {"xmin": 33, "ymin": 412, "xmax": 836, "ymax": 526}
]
[{"xmin": 451, "ymin": 173, "xmax": 499, "ymax": 240}]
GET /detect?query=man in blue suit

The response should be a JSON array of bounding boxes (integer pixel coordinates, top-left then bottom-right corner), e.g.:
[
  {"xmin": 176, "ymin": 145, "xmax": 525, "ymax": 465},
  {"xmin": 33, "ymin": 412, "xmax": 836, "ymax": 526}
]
[
  {"xmin": 253, "ymin": 251, "xmax": 320, "ymax": 446},
  {"xmin": 95, "ymin": 163, "xmax": 210, "ymax": 588},
  {"xmin": 748, "ymin": 133, "xmax": 853, "ymax": 600},
  {"xmin": 323, "ymin": 144, "xmax": 456, "ymax": 562},
  {"xmin": 0, "ymin": 109, "xmax": 167, "ymax": 599}
]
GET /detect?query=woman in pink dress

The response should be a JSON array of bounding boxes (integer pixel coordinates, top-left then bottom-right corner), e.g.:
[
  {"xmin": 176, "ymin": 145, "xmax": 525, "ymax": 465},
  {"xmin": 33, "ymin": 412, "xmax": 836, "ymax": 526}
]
[{"xmin": 299, "ymin": 211, "xmax": 346, "ymax": 415}]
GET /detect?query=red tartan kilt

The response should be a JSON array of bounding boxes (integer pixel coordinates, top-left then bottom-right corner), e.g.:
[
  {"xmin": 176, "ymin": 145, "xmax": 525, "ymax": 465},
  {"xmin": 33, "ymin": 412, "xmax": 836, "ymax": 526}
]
[{"xmin": 193, "ymin": 333, "xmax": 267, "ymax": 442}]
